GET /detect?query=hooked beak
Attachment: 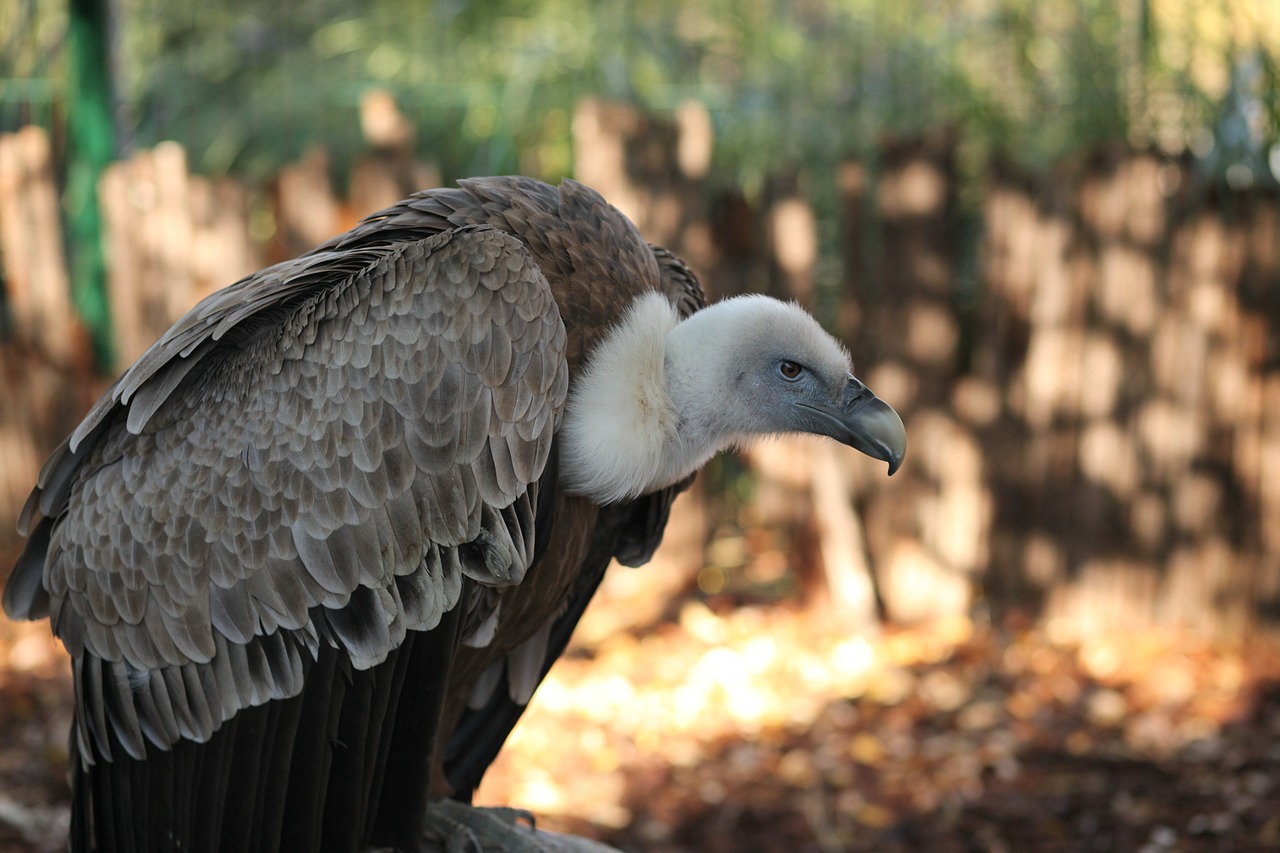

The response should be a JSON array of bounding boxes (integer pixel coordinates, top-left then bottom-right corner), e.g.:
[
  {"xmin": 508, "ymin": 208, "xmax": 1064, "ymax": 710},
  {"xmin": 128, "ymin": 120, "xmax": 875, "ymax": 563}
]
[{"xmin": 798, "ymin": 376, "xmax": 907, "ymax": 475}]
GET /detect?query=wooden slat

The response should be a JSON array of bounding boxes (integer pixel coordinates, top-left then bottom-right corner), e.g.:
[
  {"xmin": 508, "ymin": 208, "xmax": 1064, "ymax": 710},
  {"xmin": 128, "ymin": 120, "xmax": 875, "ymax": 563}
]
[
  {"xmin": 99, "ymin": 143, "xmax": 198, "ymax": 368},
  {"xmin": 0, "ymin": 126, "xmax": 78, "ymax": 366}
]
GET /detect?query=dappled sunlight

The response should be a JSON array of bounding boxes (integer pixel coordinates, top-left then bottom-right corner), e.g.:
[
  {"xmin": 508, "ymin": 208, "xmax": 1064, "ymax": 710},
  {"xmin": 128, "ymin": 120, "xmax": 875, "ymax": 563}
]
[
  {"xmin": 472, "ymin": 596, "xmax": 1280, "ymax": 850},
  {"xmin": 1079, "ymin": 419, "xmax": 1138, "ymax": 494},
  {"xmin": 0, "ymin": 129, "xmax": 76, "ymax": 368},
  {"xmin": 0, "ymin": 426, "xmax": 40, "ymax": 550},
  {"xmin": 1, "ymin": 620, "xmax": 66, "ymax": 681},
  {"xmin": 477, "ymin": 604, "xmax": 953, "ymax": 827},
  {"xmin": 876, "ymin": 159, "xmax": 949, "ymax": 221},
  {"xmin": 767, "ymin": 198, "xmax": 815, "ymax": 278},
  {"xmin": 974, "ymin": 144, "xmax": 1280, "ymax": 639},
  {"xmin": 1090, "ymin": 242, "xmax": 1162, "ymax": 333},
  {"xmin": 878, "ymin": 541, "xmax": 972, "ymax": 625},
  {"xmin": 904, "ymin": 301, "xmax": 958, "ymax": 366}
]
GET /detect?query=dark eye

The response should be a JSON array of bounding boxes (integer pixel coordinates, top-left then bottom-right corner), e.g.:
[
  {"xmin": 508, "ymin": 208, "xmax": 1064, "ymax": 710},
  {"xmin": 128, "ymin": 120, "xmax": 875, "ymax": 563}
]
[{"xmin": 778, "ymin": 360, "xmax": 803, "ymax": 380}]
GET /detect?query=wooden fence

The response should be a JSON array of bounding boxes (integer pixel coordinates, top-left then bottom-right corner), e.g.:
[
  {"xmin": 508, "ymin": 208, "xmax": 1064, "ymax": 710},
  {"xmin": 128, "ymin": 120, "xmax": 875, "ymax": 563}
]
[
  {"xmin": 1, "ymin": 101, "xmax": 1277, "ymax": 638},
  {"xmin": 836, "ymin": 140, "xmax": 1280, "ymax": 637}
]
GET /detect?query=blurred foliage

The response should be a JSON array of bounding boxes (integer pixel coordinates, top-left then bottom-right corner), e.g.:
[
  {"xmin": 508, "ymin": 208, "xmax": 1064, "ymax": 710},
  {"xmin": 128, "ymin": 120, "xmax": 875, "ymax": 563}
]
[
  {"xmin": 0, "ymin": 0, "xmax": 65, "ymax": 129},
  {"xmin": 5, "ymin": 0, "xmax": 1278, "ymax": 191}
]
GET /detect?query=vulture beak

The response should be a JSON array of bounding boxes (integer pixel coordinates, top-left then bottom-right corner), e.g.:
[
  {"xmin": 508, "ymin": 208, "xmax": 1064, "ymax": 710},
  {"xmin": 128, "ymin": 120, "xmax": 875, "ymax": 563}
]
[{"xmin": 799, "ymin": 376, "xmax": 907, "ymax": 475}]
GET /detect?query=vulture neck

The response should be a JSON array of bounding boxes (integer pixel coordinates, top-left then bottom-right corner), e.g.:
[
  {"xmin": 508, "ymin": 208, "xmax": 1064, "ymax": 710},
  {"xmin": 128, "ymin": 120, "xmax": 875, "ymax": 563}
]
[{"xmin": 560, "ymin": 292, "xmax": 746, "ymax": 504}]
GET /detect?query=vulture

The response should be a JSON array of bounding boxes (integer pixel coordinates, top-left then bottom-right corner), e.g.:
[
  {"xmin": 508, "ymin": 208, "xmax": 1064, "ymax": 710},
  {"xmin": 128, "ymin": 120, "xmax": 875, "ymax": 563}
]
[{"xmin": 3, "ymin": 176, "xmax": 905, "ymax": 852}]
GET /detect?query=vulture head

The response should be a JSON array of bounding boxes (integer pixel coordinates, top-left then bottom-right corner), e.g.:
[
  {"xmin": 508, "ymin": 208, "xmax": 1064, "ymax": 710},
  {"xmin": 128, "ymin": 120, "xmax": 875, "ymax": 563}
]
[{"xmin": 561, "ymin": 292, "xmax": 906, "ymax": 503}]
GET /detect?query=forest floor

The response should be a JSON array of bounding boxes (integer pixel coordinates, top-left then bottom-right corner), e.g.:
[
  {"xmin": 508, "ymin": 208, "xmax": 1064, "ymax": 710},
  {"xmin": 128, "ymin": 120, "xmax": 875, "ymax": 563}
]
[
  {"xmin": 477, "ymin": 603, "xmax": 1280, "ymax": 852},
  {"xmin": 2, "ymin": 573, "xmax": 1279, "ymax": 852}
]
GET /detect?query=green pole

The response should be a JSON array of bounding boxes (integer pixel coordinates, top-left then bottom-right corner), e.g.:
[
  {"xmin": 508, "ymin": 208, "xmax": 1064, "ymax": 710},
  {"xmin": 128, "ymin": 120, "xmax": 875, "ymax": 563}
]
[{"xmin": 66, "ymin": 0, "xmax": 115, "ymax": 369}]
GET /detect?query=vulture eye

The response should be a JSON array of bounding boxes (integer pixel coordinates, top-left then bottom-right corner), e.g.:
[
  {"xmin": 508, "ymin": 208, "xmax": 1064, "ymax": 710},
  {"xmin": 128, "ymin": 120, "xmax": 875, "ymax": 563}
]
[{"xmin": 777, "ymin": 360, "xmax": 804, "ymax": 381}]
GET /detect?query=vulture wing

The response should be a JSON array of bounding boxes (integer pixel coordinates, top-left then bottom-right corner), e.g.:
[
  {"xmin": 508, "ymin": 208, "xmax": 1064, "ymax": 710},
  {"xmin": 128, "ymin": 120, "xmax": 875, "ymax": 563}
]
[
  {"xmin": 4, "ymin": 175, "xmax": 719, "ymax": 852},
  {"xmin": 6, "ymin": 223, "xmax": 568, "ymax": 850}
]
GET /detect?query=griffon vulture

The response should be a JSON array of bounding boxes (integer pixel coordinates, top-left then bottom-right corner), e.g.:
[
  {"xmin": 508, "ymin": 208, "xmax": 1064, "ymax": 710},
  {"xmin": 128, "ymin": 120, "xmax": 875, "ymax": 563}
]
[{"xmin": 3, "ymin": 176, "xmax": 905, "ymax": 852}]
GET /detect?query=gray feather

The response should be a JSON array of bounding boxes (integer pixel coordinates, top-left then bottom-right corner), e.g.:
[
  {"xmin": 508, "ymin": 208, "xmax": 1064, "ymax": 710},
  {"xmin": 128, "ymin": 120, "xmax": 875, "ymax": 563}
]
[
  {"xmin": 1, "ymin": 523, "xmax": 51, "ymax": 619},
  {"xmin": 467, "ymin": 659, "xmax": 505, "ymax": 710},
  {"xmin": 123, "ymin": 338, "xmax": 213, "ymax": 436},
  {"xmin": 179, "ymin": 663, "xmax": 217, "ymax": 740},
  {"xmin": 209, "ymin": 582, "xmax": 258, "ymax": 645},
  {"xmin": 101, "ymin": 662, "xmax": 146, "ymax": 760},
  {"xmin": 506, "ymin": 618, "xmax": 554, "ymax": 705}
]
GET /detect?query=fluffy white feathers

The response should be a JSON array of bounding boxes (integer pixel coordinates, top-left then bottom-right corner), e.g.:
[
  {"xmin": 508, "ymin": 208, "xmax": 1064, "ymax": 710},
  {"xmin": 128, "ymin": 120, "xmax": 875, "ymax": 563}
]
[
  {"xmin": 560, "ymin": 292, "xmax": 854, "ymax": 504},
  {"xmin": 559, "ymin": 293, "xmax": 682, "ymax": 503}
]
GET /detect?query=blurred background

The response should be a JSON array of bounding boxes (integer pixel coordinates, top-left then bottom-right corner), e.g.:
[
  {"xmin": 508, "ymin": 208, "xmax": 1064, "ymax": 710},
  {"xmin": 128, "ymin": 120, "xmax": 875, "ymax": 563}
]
[{"xmin": 2, "ymin": 0, "xmax": 1280, "ymax": 850}]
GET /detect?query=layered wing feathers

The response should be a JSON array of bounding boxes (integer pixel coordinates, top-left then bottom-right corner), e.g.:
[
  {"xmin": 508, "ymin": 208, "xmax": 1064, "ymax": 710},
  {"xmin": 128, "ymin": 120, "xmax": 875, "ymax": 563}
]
[{"xmin": 19, "ymin": 225, "xmax": 567, "ymax": 758}]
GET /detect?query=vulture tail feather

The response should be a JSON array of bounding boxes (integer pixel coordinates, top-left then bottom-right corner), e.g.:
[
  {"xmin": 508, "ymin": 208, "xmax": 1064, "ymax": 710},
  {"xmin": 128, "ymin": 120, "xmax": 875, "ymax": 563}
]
[
  {"xmin": 368, "ymin": 605, "xmax": 464, "ymax": 848},
  {"xmin": 361, "ymin": 618, "xmax": 421, "ymax": 842},
  {"xmin": 319, "ymin": 657, "xmax": 377, "ymax": 852},
  {"xmin": 278, "ymin": 643, "xmax": 345, "ymax": 851}
]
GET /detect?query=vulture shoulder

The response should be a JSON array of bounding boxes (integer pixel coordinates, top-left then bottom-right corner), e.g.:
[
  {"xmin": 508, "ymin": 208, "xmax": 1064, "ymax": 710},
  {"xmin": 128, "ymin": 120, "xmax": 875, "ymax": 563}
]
[{"xmin": 6, "ymin": 224, "xmax": 568, "ymax": 762}]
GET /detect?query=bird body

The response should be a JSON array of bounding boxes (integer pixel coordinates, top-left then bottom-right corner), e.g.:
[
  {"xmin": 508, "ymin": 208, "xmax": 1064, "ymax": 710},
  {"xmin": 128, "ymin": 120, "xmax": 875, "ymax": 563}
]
[{"xmin": 3, "ymin": 176, "xmax": 904, "ymax": 852}]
